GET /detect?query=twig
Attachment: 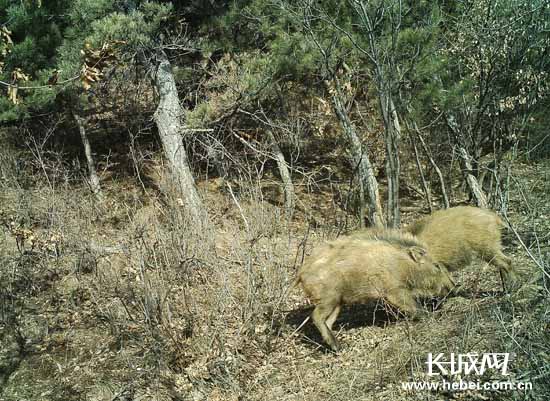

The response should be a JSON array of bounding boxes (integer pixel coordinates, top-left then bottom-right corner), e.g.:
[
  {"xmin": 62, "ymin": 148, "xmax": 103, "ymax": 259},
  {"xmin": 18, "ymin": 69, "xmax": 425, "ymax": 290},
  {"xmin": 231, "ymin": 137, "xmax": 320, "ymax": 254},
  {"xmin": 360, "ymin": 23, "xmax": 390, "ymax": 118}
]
[
  {"xmin": 290, "ymin": 315, "xmax": 311, "ymax": 337},
  {"xmin": 0, "ymin": 75, "xmax": 79, "ymax": 89},
  {"xmin": 225, "ymin": 181, "xmax": 250, "ymax": 234},
  {"xmin": 501, "ymin": 214, "xmax": 550, "ymax": 281}
]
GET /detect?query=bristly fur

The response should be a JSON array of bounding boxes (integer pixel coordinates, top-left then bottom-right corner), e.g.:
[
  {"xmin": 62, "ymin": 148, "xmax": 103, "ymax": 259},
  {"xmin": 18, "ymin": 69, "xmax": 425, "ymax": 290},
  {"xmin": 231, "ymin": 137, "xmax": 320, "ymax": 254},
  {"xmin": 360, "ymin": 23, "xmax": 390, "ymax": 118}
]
[
  {"xmin": 346, "ymin": 227, "xmax": 428, "ymax": 250},
  {"xmin": 294, "ymin": 228, "xmax": 455, "ymax": 351},
  {"xmin": 404, "ymin": 206, "xmax": 516, "ymax": 289}
]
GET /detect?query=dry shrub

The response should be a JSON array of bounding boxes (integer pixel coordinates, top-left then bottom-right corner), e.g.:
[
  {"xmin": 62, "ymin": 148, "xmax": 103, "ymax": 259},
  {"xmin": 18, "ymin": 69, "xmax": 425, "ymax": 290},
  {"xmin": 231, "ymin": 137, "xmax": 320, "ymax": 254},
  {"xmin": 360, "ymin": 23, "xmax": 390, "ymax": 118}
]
[
  {"xmin": 58, "ymin": 167, "xmax": 297, "ymax": 398},
  {"xmin": 2, "ymin": 122, "xmax": 548, "ymax": 401}
]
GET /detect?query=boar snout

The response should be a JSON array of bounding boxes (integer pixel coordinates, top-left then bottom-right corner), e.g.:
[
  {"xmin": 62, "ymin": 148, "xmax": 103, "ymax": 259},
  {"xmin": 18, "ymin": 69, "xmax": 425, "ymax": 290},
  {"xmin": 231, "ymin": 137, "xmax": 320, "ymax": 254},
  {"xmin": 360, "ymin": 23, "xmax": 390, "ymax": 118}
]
[{"xmin": 437, "ymin": 264, "xmax": 456, "ymax": 294}]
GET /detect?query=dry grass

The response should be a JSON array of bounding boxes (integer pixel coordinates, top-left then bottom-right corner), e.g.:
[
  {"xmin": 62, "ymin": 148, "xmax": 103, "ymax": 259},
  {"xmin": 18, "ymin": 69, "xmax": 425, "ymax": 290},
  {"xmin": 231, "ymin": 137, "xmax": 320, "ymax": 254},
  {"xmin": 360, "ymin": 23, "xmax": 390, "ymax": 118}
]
[{"xmin": 0, "ymin": 154, "xmax": 548, "ymax": 401}]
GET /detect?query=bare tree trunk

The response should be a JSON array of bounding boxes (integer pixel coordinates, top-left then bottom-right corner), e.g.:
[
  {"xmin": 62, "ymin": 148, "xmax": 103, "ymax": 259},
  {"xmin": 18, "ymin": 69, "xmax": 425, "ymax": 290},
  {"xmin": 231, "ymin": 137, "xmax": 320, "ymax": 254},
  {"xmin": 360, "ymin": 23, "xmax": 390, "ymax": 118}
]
[
  {"xmin": 457, "ymin": 145, "xmax": 488, "ymax": 208},
  {"xmin": 413, "ymin": 123, "xmax": 450, "ymax": 209},
  {"xmin": 153, "ymin": 50, "xmax": 207, "ymax": 226},
  {"xmin": 447, "ymin": 115, "xmax": 488, "ymax": 208},
  {"xmin": 347, "ymin": 1, "xmax": 402, "ymax": 227},
  {"xmin": 73, "ymin": 112, "xmax": 101, "ymax": 196},
  {"xmin": 329, "ymin": 80, "xmax": 384, "ymax": 227},
  {"xmin": 379, "ymin": 95, "xmax": 401, "ymax": 227},
  {"xmin": 266, "ymin": 130, "xmax": 295, "ymax": 216},
  {"xmin": 409, "ymin": 131, "xmax": 432, "ymax": 212},
  {"xmin": 357, "ymin": 178, "xmax": 366, "ymax": 228}
]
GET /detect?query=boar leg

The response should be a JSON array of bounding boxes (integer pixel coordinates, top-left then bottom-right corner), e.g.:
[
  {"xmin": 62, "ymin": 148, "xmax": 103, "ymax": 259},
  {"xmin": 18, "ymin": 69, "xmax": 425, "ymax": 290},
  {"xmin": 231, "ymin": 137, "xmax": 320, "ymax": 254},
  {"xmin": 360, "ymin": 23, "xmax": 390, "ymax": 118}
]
[
  {"xmin": 312, "ymin": 301, "xmax": 340, "ymax": 351},
  {"xmin": 325, "ymin": 305, "xmax": 342, "ymax": 332},
  {"xmin": 484, "ymin": 251, "xmax": 516, "ymax": 291},
  {"xmin": 385, "ymin": 290, "xmax": 418, "ymax": 316}
]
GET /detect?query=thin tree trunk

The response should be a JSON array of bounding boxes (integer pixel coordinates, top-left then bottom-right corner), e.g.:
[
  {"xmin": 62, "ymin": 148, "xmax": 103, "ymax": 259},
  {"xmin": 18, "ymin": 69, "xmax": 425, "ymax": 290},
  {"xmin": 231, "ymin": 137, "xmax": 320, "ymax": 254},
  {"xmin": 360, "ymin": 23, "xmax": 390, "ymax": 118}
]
[
  {"xmin": 329, "ymin": 80, "xmax": 384, "ymax": 227},
  {"xmin": 73, "ymin": 112, "xmax": 101, "ymax": 196},
  {"xmin": 153, "ymin": 50, "xmax": 207, "ymax": 226},
  {"xmin": 266, "ymin": 130, "xmax": 295, "ymax": 216},
  {"xmin": 413, "ymin": 124, "xmax": 450, "ymax": 209},
  {"xmin": 457, "ymin": 145, "xmax": 488, "ymax": 208},
  {"xmin": 357, "ymin": 177, "xmax": 366, "ymax": 228},
  {"xmin": 409, "ymin": 131, "xmax": 432, "ymax": 212},
  {"xmin": 447, "ymin": 115, "xmax": 488, "ymax": 208},
  {"xmin": 379, "ymin": 95, "xmax": 401, "ymax": 227},
  {"xmin": 350, "ymin": 3, "xmax": 400, "ymax": 227}
]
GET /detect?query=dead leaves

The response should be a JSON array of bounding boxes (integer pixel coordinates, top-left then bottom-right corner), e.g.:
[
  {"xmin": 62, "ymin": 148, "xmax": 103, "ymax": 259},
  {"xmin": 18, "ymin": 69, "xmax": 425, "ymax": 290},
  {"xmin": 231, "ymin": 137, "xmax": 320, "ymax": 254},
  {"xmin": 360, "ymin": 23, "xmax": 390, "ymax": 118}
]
[
  {"xmin": 0, "ymin": 26, "xmax": 13, "ymax": 73},
  {"xmin": 1, "ymin": 30, "xmax": 126, "ymax": 106},
  {"xmin": 0, "ymin": 26, "xmax": 23, "ymax": 104},
  {"xmin": 80, "ymin": 41, "xmax": 125, "ymax": 90},
  {"xmin": 0, "ymin": 211, "xmax": 62, "ymax": 257},
  {"xmin": 8, "ymin": 68, "xmax": 30, "ymax": 104}
]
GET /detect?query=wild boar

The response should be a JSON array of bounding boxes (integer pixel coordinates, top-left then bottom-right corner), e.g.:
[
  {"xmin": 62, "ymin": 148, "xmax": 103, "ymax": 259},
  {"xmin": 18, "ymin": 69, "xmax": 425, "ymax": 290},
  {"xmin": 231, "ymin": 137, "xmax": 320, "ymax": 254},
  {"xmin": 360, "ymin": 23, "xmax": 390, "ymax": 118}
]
[
  {"xmin": 406, "ymin": 206, "xmax": 516, "ymax": 290},
  {"xmin": 295, "ymin": 229, "xmax": 454, "ymax": 351}
]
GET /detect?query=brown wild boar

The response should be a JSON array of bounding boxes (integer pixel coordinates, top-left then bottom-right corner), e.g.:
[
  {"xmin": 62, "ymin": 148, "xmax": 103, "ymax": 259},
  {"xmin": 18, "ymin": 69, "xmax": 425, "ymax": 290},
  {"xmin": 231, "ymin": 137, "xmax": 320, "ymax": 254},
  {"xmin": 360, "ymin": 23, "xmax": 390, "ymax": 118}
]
[
  {"xmin": 406, "ymin": 206, "xmax": 516, "ymax": 289},
  {"xmin": 296, "ymin": 229, "xmax": 454, "ymax": 351}
]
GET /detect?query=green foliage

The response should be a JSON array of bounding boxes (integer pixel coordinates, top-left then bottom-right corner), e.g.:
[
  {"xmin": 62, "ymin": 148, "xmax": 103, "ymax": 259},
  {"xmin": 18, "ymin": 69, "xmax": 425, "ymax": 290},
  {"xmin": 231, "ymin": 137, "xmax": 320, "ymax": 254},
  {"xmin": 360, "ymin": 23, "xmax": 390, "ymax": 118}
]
[
  {"xmin": 210, "ymin": 0, "xmax": 357, "ymax": 80},
  {"xmin": 404, "ymin": 0, "xmax": 550, "ymax": 157},
  {"xmin": 186, "ymin": 50, "xmax": 277, "ymax": 128},
  {"xmin": 0, "ymin": 96, "xmax": 23, "ymax": 121},
  {"xmin": 268, "ymin": 33, "xmax": 321, "ymax": 80},
  {"xmin": 0, "ymin": 0, "xmax": 68, "ymax": 121},
  {"xmin": 1, "ymin": 1, "xmax": 66, "ymax": 74},
  {"xmin": 1, "ymin": 0, "xmax": 548, "ymax": 159},
  {"xmin": 87, "ymin": 3, "xmax": 171, "ymax": 49},
  {"xmin": 1, "ymin": 0, "xmax": 172, "ymax": 122},
  {"xmin": 57, "ymin": 2, "xmax": 171, "ymax": 83},
  {"xmin": 67, "ymin": 0, "xmax": 116, "ymax": 27}
]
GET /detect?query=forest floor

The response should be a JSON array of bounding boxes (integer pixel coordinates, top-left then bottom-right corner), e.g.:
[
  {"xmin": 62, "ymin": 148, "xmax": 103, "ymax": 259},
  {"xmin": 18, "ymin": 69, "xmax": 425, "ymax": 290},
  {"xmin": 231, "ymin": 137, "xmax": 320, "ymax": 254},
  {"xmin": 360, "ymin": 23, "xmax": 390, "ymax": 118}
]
[{"xmin": 0, "ymin": 160, "xmax": 549, "ymax": 401}]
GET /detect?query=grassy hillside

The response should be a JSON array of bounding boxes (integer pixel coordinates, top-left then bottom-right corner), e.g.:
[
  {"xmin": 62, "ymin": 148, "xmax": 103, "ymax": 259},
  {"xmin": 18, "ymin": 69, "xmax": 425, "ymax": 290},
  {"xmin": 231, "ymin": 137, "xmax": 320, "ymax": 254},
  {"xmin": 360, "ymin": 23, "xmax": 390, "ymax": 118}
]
[{"xmin": 0, "ymin": 144, "xmax": 548, "ymax": 400}]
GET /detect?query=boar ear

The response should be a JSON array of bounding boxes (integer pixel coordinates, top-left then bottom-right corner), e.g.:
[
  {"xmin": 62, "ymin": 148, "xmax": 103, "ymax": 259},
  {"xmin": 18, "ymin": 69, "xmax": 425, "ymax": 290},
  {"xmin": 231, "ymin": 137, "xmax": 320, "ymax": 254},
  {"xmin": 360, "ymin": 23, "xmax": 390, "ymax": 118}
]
[{"xmin": 408, "ymin": 246, "xmax": 427, "ymax": 263}]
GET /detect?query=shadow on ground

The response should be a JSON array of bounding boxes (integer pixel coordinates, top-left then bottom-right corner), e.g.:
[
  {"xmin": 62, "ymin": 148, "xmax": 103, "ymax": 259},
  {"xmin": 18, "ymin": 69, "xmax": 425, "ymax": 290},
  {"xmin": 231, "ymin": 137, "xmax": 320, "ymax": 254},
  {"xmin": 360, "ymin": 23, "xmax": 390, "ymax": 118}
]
[
  {"xmin": 282, "ymin": 293, "xmax": 475, "ymax": 351},
  {"xmin": 284, "ymin": 303, "xmax": 402, "ymax": 351}
]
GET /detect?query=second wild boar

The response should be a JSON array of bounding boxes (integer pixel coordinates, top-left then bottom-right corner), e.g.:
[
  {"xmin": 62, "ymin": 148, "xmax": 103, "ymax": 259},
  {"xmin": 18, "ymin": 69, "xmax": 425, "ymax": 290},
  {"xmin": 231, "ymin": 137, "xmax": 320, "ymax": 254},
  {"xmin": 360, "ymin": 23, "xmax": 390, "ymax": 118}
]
[
  {"xmin": 295, "ymin": 229, "xmax": 454, "ymax": 351},
  {"xmin": 406, "ymin": 206, "xmax": 516, "ymax": 289}
]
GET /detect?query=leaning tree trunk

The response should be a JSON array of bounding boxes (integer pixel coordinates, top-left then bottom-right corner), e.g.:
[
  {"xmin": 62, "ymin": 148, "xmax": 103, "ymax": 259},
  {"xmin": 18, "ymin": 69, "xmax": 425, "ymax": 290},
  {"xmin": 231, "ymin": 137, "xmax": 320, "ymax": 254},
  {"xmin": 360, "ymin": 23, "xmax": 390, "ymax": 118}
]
[
  {"xmin": 329, "ymin": 80, "xmax": 384, "ymax": 227},
  {"xmin": 153, "ymin": 50, "xmax": 207, "ymax": 226},
  {"xmin": 266, "ymin": 130, "xmax": 295, "ymax": 216},
  {"xmin": 73, "ymin": 112, "xmax": 101, "ymax": 196}
]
